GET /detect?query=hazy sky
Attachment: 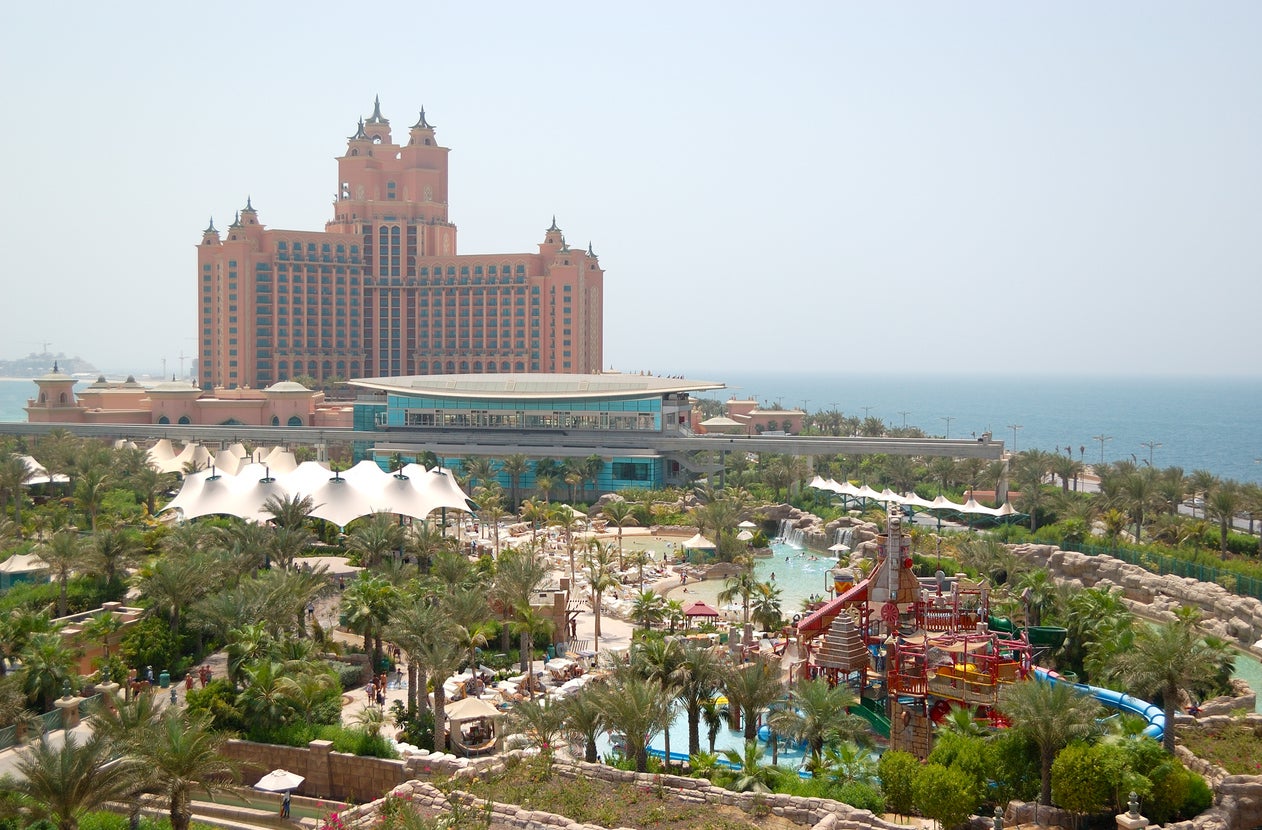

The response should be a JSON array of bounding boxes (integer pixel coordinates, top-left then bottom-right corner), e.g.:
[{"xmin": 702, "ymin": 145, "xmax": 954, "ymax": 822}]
[{"xmin": 2, "ymin": 2, "xmax": 1259, "ymax": 378}]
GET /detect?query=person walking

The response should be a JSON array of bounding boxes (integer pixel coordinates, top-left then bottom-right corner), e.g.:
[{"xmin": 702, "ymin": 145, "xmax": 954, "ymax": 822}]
[{"xmin": 281, "ymin": 791, "xmax": 291, "ymax": 819}]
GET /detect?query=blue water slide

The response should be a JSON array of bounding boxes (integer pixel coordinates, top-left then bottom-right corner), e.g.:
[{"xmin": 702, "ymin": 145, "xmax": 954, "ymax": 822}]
[{"xmin": 1032, "ymin": 667, "xmax": 1165, "ymax": 741}]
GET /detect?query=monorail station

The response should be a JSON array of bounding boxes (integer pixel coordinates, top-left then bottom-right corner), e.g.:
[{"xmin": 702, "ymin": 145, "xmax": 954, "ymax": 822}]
[{"xmin": 350, "ymin": 373, "xmax": 726, "ymax": 490}]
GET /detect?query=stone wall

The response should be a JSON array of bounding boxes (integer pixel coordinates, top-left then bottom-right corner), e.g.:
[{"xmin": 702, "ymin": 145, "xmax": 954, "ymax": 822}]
[
  {"xmin": 1008, "ymin": 543, "xmax": 1262, "ymax": 651},
  {"xmin": 221, "ymin": 738, "xmax": 492, "ymax": 804},
  {"xmin": 335, "ymin": 753, "xmax": 907, "ymax": 830}
]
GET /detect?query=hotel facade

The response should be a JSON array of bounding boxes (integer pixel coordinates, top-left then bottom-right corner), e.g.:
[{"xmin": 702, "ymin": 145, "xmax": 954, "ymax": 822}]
[{"xmin": 198, "ymin": 99, "xmax": 604, "ymax": 390}]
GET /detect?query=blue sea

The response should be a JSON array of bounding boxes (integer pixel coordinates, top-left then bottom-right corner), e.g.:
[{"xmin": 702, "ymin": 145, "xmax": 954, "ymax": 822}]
[{"xmin": 3, "ymin": 373, "xmax": 1261, "ymax": 485}]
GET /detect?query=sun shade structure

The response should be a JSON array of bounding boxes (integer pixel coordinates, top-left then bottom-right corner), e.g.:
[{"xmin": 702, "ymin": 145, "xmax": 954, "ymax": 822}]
[
  {"xmin": 162, "ymin": 462, "xmax": 476, "ymax": 526},
  {"xmin": 254, "ymin": 769, "xmax": 305, "ymax": 792},
  {"xmin": 683, "ymin": 600, "xmax": 721, "ymax": 618}
]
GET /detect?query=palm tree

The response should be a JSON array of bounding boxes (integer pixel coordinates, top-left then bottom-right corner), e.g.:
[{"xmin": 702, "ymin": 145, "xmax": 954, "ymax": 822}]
[
  {"xmin": 490, "ymin": 546, "xmax": 550, "ymax": 660},
  {"xmin": 592, "ymin": 672, "xmax": 674, "ymax": 772},
  {"xmin": 81, "ymin": 612, "xmax": 123, "ymax": 678},
  {"xmin": 40, "ymin": 530, "xmax": 86, "ymax": 618},
  {"xmin": 557, "ymin": 686, "xmax": 606, "ymax": 763},
  {"xmin": 1204, "ymin": 482, "xmax": 1242, "ymax": 558},
  {"xmin": 630, "ymin": 590, "xmax": 665, "ymax": 631},
  {"xmin": 130, "ymin": 465, "xmax": 175, "ymax": 517},
  {"xmin": 722, "ymin": 656, "xmax": 784, "ymax": 741},
  {"xmin": 508, "ymin": 696, "xmax": 568, "ymax": 771},
  {"xmin": 19, "ymin": 631, "xmax": 79, "ymax": 711},
  {"xmin": 634, "ymin": 638, "xmax": 685, "ymax": 767},
  {"xmin": 583, "ymin": 540, "xmax": 617, "ymax": 654},
  {"xmin": 767, "ymin": 676, "xmax": 867, "ymax": 771},
  {"xmin": 262, "ymin": 491, "xmax": 317, "ymax": 530},
  {"xmin": 700, "ymin": 698, "xmax": 725, "ymax": 753},
  {"xmin": 674, "ymin": 643, "xmax": 726, "ymax": 756},
  {"xmin": 550, "ymin": 505, "xmax": 584, "ymax": 588},
  {"xmin": 0, "ymin": 452, "xmax": 36, "ymax": 524},
  {"xmin": 417, "ymin": 634, "xmax": 462, "ymax": 750},
  {"xmin": 85, "ymin": 528, "xmax": 139, "ymax": 588},
  {"xmin": 0, "ymin": 609, "xmax": 53, "ymax": 678},
  {"xmin": 387, "ymin": 599, "xmax": 443, "ymax": 716},
  {"xmin": 720, "ymin": 740, "xmax": 782, "ymax": 793},
  {"xmin": 237, "ymin": 660, "xmax": 295, "ymax": 725},
  {"xmin": 1187, "ymin": 469, "xmax": 1217, "ymax": 519},
  {"xmin": 999, "ymin": 677, "xmax": 1099, "ymax": 805},
  {"xmin": 510, "ymin": 602, "xmax": 555, "ymax": 696},
  {"xmin": 600, "ymin": 499, "xmax": 635, "ymax": 569},
  {"xmin": 139, "ymin": 710, "xmax": 239, "ymax": 830},
  {"xmin": 1111, "ymin": 609, "xmax": 1220, "ymax": 754},
  {"xmin": 73, "ymin": 465, "xmax": 111, "ymax": 532},
  {"xmin": 518, "ymin": 499, "xmax": 549, "ymax": 545},
  {"xmin": 339, "ymin": 575, "xmax": 399, "ymax": 671},
  {"xmin": 501, "ymin": 453, "xmax": 531, "ymax": 510},
  {"xmin": 10, "ymin": 733, "xmax": 142, "ymax": 830},
  {"xmin": 135, "ymin": 553, "xmax": 208, "ymax": 636},
  {"xmin": 345, "ymin": 512, "xmax": 405, "ymax": 568},
  {"xmin": 718, "ymin": 569, "xmax": 760, "ymax": 631},
  {"xmin": 442, "ymin": 587, "xmax": 493, "ymax": 671},
  {"xmin": 404, "ymin": 521, "xmax": 450, "ymax": 575}
]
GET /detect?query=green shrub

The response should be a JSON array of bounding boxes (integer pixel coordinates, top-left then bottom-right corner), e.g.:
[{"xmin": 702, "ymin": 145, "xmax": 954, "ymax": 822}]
[
  {"xmin": 185, "ymin": 679, "xmax": 245, "ymax": 733},
  {"xmin": 877, "ymin": 750, "xmax": 919, "ymax": 817},
  {"xmin": 913, "ymin": 763, "xmax": 981, "ymax": 830},
  {"xmin": 1051, "ymin": 742, "xmax": 1118, "ymax": 816},
  {"xmin": 325, "ymin": 660, "xmax": 365, "ymax": 691},
  {"xmin": 119, "ymin": 615, "xmax": 184, "ymax": 675},
  {"xmin": 329, "ymin": 725, "xmax": 399, "ymax": 758},
  {"xmin": 836, "ymin": 781, "xmax": 885, "ymax": 813}
]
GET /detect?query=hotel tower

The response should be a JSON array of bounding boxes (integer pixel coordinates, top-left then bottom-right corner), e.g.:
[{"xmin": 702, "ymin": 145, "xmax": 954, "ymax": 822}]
[{"xmin": 197, "ymin": 99, "xmax": 604, "ymax": 390}]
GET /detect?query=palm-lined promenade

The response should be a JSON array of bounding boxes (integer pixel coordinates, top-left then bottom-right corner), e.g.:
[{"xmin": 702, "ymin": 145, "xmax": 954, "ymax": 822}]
[{"xmin": 1, "ymin": 429, "xmax": 1261, "ymax": 830}]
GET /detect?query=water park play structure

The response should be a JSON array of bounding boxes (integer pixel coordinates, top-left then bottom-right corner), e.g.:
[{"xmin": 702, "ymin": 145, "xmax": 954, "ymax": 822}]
[{"xmin": 790, "ymin": 505, "xmax": 1165, "ymax": 757}]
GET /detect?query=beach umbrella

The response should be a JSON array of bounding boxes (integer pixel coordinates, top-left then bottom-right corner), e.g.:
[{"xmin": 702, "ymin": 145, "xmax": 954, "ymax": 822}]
[
  {"xmin": 737, "ymin": 520, "xmax": 758, "ymax": 529},
  {"xmin": 736, "ymin": 529, "xmax": 754, "ymax": 541},
  {"xmin": 254, "ymin": 769, "xmax": 305, "ymax": 792},
  {"xmin": 828, "ymin": 543, "xmax": 851, "ymax": 553}
]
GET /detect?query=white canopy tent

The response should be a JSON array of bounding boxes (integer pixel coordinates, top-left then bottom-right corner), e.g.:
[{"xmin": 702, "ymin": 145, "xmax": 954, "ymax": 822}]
[{"xmin": 161, "ymin": 461, "xmax": 476, "ymax": 527}]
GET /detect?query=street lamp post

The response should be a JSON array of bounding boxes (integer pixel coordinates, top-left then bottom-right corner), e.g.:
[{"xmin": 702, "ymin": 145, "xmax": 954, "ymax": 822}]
[
  {"xmin": 1092, "ymin": 434, "xmax": 1113, "ymax": 464},
  {"xmin": 1141, "ymin": 440, "xmax": 1162, "ymax": 466},
  {"xmin": 940, "ymin": 416, "xmax": 954, "ymax": 439},
  {"xmin": 898, "ymin": 410, "xmax": 911, "ymax": 428},
  {"xmin": 1007, "ymin": 424, "xmax": 1022, "ymax": 453}
]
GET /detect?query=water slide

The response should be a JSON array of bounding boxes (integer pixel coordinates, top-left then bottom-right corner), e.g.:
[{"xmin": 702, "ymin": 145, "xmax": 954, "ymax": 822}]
[
  {"xmin": 852, "ymin": 697, "xmax": 891, "ymax": 739},
  {"xmin": 1032, "ymin": 667, "xmax": 1165, "ymax": 741}
]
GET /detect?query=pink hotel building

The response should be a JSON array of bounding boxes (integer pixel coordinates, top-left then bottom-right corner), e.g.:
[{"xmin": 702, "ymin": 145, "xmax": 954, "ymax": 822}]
[{"xmin": 198, "ymin": 99, "xmax": 604, "ymax": 390}]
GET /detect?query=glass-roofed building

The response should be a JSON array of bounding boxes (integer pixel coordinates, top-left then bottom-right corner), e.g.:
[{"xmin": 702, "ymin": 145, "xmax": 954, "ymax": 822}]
[{"xmin": 350, "ymin": 373, "xmax": 725, "ymax": 491}]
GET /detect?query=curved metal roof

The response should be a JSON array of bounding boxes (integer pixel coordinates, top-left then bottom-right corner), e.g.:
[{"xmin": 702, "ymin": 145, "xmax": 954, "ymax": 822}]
[{"xmin": 349, "ymin": 373, "xmax": 724, "ymax": 401}]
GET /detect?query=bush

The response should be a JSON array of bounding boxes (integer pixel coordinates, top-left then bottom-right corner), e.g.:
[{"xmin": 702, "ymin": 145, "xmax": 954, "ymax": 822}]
[
  {"xmin": 328, "ymin": 725, "xmax": 399, "ymax": 759},
  {"xmin": 328, "ymin": 660, "xmax": 366, "ymax": 691},
  {"xmin": 877, "ymin": 750, "xmax": 919, "ymax": 817},
  {"xmin": 390, "ymin": 700, "xmax": 435, "ymax": 750},
  {"xmin": 119, "ymin": 615, "xmax": 185, "ymax": 676},
  {"xmin": 185, "ymin": 678, "xmax": 246, "ymax": 733},
  {"xmin": 913, "ymin": 764, "xmax": 981, "ymax": 830},
  {"xmin": 1051, "ymin": 742, "xmax": 1118, "ymax": 816},
  {"xmin": 836, "ymin": 781, "xmax": 885, "ymax": 813}
]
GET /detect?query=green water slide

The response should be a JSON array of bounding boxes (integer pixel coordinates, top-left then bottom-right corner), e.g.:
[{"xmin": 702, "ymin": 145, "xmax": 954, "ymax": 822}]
[
  {"xmin": 988, "ymin": 616, "xmax": 1068, "ymax": 650},
  {"xmin": 852, "ymin": 697, "xmax": 891, "ymax": 739}
]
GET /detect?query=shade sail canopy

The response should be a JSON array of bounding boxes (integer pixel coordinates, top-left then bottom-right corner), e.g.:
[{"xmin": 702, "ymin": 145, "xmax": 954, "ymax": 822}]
[
  {"xmin": 161, "ymin": 461, "xmax": 475, "ymax": 526},
  {"xmin": 681, "ymin": 533, "xmax": 716, "ymax": 549}
]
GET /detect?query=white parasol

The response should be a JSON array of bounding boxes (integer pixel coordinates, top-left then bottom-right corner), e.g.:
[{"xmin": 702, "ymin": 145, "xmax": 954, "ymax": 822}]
[{"xmin": 254, "ymin": 769, "xmax": 305, "ymax": 792}]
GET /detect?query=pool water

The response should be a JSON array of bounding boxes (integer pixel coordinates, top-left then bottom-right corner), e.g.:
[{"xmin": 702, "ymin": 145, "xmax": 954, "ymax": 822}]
[{"xmin": 670, "ymin": 541, "xmax": 839, "ymax": 619}]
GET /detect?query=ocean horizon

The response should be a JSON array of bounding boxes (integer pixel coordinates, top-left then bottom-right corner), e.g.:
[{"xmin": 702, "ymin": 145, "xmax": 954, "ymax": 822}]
[{"xmin": 3, "ymin": 373, "xmax": 1260, "ymax": 485}]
